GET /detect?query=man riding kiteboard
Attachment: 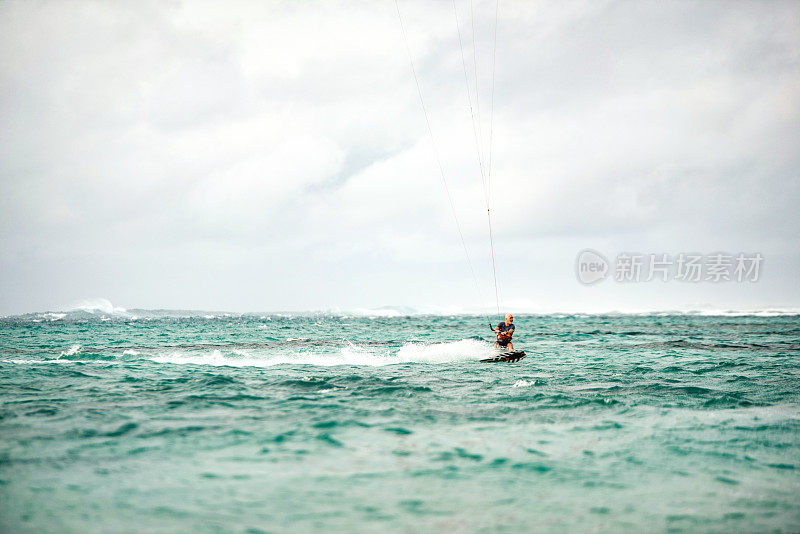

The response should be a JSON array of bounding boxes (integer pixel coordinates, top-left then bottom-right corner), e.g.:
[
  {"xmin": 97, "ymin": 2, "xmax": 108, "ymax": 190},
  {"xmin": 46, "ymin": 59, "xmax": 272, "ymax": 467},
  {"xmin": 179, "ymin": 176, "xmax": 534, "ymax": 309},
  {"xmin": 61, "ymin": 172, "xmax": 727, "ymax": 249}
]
[{"xmin": 491, "ymin": 313, "xmax": 515, "ymax": 351}]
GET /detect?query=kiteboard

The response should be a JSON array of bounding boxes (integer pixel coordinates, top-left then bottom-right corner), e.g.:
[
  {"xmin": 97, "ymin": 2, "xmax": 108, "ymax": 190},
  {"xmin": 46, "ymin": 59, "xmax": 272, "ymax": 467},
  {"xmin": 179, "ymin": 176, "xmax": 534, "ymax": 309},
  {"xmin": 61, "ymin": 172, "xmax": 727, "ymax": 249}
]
[{"xmin": 480, "ymin": 350, "xmax": 526, "ymax": 363}]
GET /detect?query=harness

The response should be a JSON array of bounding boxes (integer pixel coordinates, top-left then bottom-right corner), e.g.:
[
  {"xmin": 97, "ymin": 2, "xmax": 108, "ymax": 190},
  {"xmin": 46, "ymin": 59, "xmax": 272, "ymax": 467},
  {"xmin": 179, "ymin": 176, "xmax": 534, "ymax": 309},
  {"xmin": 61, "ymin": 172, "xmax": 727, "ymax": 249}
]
[{"xmin": 491, "ymin": 322, "xmax": 513, "ymax": 343}]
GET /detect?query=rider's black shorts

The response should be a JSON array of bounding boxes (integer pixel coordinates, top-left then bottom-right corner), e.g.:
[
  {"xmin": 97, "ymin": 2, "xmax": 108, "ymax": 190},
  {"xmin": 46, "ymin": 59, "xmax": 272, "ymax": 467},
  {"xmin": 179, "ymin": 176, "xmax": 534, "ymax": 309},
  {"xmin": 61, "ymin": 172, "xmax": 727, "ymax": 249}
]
[{"xmin": 497, "ymin": 338, "xmax": 511, "ymax": 347}]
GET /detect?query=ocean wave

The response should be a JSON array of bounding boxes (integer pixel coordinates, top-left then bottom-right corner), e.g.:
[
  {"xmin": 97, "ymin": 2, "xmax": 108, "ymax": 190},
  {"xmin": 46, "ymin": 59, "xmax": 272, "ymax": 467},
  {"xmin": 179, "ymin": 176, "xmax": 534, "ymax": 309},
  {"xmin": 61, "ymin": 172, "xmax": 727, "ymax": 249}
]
[{"xmin": 58, "ymin": 344, "xmax": 82, "ymax": 359}]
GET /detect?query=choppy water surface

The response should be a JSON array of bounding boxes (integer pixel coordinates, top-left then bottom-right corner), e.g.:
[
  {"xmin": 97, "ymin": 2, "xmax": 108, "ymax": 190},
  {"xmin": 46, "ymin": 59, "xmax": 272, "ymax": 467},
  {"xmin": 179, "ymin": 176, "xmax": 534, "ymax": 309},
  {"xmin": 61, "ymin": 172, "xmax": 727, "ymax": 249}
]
[{"xmin": 1, "ymin": 312, "xmax": 798, "ymax": 532}]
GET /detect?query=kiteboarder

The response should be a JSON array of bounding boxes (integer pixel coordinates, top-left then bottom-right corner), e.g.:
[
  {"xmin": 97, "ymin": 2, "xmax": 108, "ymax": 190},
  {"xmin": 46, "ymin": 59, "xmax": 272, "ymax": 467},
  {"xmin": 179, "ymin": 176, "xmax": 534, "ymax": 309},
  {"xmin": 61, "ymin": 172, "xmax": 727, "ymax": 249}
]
[{"xmin": 492, "ymin": 313, "xmax": 515, "ymax": 351}]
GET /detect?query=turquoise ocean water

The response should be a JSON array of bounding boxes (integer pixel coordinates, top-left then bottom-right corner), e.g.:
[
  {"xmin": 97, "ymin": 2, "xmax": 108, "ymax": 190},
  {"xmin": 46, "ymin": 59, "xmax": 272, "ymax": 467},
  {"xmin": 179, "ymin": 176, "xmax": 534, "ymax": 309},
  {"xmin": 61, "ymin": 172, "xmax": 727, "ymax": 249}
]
[{"xmin": 0, "ymin": 310, "xmax": 798, "ymax": 532}]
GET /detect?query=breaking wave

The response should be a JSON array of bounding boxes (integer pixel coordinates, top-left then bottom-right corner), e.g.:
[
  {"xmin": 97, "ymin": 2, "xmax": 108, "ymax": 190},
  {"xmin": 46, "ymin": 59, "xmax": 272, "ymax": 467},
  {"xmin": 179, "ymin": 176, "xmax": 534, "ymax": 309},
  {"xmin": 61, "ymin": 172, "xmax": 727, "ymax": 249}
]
[{"xmin": 4, "ymin": 303, "xmax": 800, "ymax": 324}]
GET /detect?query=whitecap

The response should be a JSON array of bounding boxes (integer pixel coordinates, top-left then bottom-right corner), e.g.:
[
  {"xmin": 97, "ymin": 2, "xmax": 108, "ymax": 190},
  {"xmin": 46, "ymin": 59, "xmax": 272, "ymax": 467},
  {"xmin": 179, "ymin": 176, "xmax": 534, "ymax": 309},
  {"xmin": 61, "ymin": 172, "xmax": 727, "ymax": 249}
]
[
  {"xmin": 58, "ymin": 344, "xmax": 82, "ymax": 359},
  {"xmin": 66, "ymin": 298, "xmax": 130, "ymax": 316}
]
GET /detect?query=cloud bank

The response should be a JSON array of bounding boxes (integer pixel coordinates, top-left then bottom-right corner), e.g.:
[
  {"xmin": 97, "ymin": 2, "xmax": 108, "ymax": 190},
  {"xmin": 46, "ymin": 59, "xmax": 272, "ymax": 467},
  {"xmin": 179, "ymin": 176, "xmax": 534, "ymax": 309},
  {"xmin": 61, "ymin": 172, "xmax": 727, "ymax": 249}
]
[{"xmin": 1, "ymin": 0, "xmax": 798, "ymax": 314}]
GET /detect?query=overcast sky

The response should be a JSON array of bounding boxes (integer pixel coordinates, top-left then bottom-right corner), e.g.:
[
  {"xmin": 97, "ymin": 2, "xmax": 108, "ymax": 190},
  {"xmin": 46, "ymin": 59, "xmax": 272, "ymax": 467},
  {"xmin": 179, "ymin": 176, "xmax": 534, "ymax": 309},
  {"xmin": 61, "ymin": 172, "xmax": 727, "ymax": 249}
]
[{"xmin": 1, "ymin": 0, "xmax": 798, "ymax": 315}]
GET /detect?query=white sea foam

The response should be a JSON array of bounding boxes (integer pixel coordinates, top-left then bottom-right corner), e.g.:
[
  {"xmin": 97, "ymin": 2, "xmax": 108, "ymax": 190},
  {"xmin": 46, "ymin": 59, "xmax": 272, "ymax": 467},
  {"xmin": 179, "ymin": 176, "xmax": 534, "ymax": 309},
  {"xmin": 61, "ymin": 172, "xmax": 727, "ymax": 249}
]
[
  {"xmin": 66, "ymin": 298, "xmax": 129, "ymax": 316},
  {"xmin": 147, "ymin": 348, "xmax": 391, "ymax": 368},
  {"xmin": 395, "ymin": 339, "xmax": 488, "ymax": 363},
  {"xmin": 144, "ymin": 338, "xmax": 492, "ymax": 368},
  {"xmin": 58, "ymin": 344, "xmax": 82, "ymax": 359}
]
